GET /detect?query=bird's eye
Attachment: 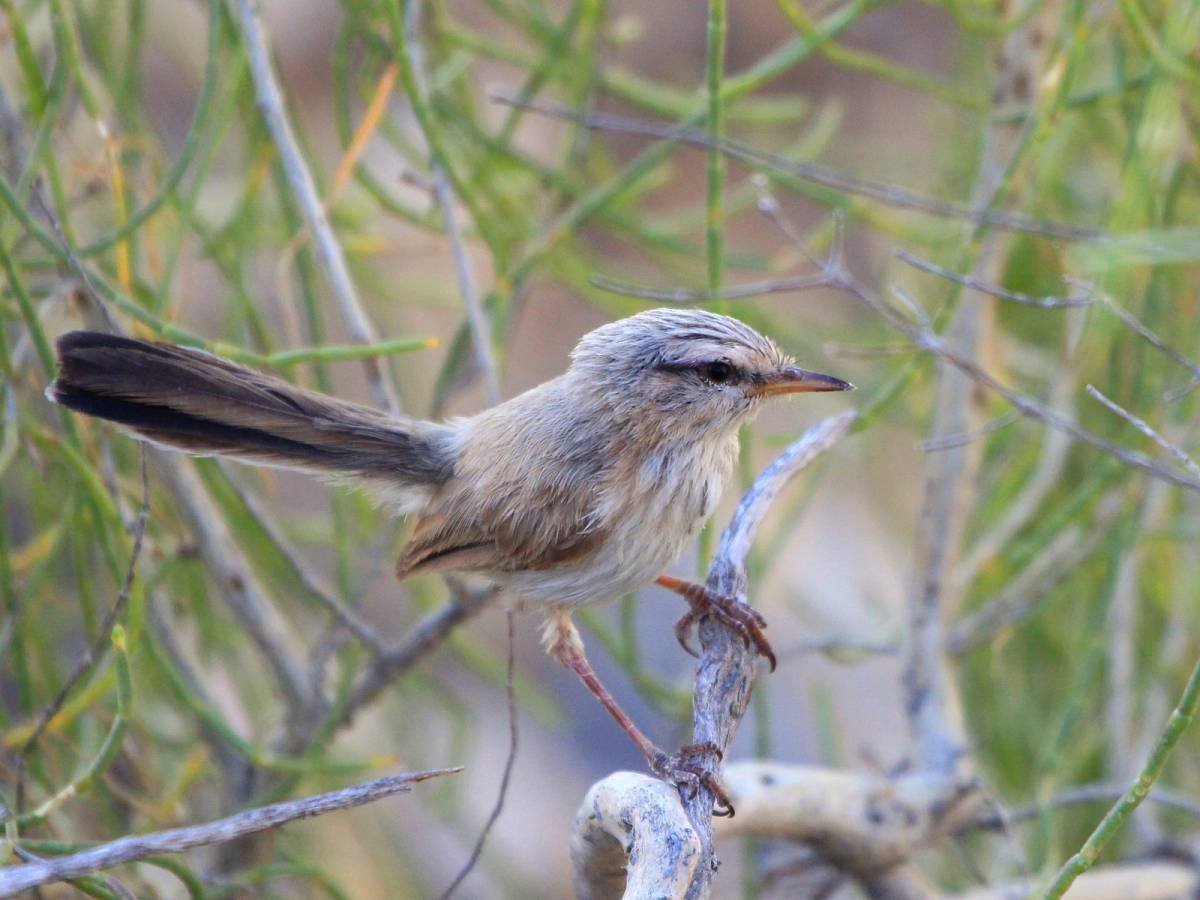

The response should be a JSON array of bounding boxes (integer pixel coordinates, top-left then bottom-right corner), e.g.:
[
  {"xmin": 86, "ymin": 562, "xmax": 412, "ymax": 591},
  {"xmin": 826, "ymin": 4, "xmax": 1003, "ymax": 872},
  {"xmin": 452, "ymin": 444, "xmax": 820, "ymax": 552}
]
[{"xmin": 703, "ymin": 360, "xmax": 734, "ymax": 384}]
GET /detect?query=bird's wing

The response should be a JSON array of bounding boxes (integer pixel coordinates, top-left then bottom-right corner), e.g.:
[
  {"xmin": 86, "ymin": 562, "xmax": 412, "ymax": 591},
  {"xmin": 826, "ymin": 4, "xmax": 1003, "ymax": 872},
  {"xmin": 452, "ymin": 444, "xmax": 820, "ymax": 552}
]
[
  {"xmin": 395, "ymin": 393, "xmax": 611, "ymax": 580},
  {"xmin": 394, "ymin": 479, "xmax": 607, "ymax": 579}
]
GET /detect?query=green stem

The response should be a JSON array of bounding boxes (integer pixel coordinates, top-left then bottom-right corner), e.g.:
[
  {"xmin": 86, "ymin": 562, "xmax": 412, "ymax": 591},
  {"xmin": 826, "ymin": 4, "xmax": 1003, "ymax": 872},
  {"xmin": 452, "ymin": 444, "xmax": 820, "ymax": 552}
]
[{"xmin": 1043, "ymin": 652, "xmax": 1200, "ymax": 897}]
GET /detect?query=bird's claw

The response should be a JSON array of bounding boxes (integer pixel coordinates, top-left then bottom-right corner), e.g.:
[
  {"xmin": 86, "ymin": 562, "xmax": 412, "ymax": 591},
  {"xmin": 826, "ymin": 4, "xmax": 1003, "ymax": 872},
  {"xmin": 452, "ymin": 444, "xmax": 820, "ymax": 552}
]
[
  {"xmin": 660, "ymin": 576, "xmax": 776, "ymax": 671},
  {"xmin": 650, "ymin": 741, "xmax": 734, "ymax": 817}
]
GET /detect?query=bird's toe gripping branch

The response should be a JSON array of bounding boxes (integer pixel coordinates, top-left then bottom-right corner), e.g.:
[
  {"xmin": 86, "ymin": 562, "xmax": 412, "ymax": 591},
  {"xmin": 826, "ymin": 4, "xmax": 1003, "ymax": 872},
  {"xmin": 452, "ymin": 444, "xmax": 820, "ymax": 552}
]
[
  {"xmin": 649, "ymin": 741, "xmax": 734, "ymax": 818},
  {"xmin": 656, "ymin": 575, "xmax": 776, "ymax": 672}
]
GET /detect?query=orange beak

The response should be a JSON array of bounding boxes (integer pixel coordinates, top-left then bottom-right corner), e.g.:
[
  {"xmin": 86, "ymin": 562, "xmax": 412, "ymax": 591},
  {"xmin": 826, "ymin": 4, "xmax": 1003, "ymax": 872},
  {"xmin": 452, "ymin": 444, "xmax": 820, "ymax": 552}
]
[{"xmin": 754, "ymin": 365, "xmax": 854, "ymax": 397}]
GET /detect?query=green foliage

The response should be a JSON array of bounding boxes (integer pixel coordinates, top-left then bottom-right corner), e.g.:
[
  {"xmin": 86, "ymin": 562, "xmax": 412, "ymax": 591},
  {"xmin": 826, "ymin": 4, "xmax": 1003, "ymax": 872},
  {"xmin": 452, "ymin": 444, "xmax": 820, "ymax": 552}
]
[{"xmin": 1, "ymin": 0, "xmax": 1198, "ymax": 896}]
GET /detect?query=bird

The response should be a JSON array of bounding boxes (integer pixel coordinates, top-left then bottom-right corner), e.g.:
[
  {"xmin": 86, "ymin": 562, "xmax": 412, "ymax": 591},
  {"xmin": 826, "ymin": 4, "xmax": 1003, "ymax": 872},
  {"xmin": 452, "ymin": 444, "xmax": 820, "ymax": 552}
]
[{"xmin": 48, "ymin": 308, "xmax": 852, "ymax": 810}]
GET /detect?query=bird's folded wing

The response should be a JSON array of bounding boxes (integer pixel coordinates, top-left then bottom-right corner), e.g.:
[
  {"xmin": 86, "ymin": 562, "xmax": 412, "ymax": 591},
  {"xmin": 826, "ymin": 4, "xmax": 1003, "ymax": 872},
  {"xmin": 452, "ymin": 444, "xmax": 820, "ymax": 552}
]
[{"xmin": 395, "ymin": 481, "xmax": 607, "ymax": 579}]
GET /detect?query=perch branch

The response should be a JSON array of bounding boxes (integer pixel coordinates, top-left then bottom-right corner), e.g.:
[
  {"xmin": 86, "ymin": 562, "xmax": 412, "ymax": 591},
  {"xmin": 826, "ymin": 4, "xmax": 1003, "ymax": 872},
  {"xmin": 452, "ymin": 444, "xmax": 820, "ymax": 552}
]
[
  {"xmin": 682, "ymin": 410, "xmax": 858, "ymax": 896},
  {"xmin": 0, "ymin": 768, "xmax": 460, "ymax": 896},
  {"xmin": 569, "ymin": 772, "xmax": 701, "ymax": 900}
]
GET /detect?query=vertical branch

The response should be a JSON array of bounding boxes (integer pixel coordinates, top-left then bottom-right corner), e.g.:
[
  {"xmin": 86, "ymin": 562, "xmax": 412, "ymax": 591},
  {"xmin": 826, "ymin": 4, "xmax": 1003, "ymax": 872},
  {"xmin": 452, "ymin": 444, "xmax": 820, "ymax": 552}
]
[
  {"xmin": 703, "ymin": 0, "xmax": 727, "ymax": 293},
  {"xmin": 236, "ymin": 0, "xmax": 400, "ymax": 415},
  {"xmin": 403, "ymin": 0, "xmax": 500, "ymax": 405},
  {"xmin": 903, "ymin": 296, "xmax": 980, "ymax": 772},
  {"xmin": 904, "ymin": 0, "xmax": 1061, "ymax": 775},
  {"xmin": 681, "ymin": 412, "xmax": 858, "ymax": 897}
]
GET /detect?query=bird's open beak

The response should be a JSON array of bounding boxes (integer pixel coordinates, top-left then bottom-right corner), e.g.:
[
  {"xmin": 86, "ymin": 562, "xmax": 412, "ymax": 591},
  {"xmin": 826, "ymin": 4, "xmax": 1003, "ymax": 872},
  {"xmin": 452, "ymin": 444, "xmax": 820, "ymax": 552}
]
[{"xmin": 754, "ymin": 365, "xmax": 855, "ymax": 397}]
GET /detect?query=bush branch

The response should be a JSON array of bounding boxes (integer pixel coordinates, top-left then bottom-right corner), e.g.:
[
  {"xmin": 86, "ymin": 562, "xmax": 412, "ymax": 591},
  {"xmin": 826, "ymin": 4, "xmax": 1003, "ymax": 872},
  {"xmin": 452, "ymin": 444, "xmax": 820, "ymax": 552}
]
[{"xmin": 0, "ymin": 768, "xmax": 461, "ymax": 896}]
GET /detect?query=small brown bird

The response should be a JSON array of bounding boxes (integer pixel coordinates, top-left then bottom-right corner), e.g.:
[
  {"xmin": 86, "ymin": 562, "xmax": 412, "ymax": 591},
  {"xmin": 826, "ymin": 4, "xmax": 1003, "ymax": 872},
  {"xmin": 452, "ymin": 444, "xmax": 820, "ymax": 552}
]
[{"xmin": 49, "ymin": 309, "xmax": 851, "ymax": 805}]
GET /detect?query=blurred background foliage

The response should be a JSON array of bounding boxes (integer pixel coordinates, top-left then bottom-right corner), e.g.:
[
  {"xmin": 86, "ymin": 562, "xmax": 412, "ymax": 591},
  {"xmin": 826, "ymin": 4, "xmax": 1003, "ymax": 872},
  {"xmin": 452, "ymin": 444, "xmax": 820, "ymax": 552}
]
[{"xmin": 1, "ymin": 0, "xmax": 1199, "ymax": 896}]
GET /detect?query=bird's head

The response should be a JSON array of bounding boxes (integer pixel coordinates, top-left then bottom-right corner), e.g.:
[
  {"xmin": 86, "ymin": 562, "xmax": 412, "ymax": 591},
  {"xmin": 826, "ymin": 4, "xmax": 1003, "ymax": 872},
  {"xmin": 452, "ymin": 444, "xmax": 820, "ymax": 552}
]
[{"xmin": 568, "ymin": 308, "xmax": 853, "ymax": 437}]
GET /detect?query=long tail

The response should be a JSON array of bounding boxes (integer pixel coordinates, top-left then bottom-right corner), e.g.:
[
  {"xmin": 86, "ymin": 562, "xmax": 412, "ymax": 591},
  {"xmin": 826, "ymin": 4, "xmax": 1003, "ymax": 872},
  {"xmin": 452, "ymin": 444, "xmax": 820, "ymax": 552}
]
[{"xmin": 48, "ymin": 331, "xmax": 455, "ymax": 491}]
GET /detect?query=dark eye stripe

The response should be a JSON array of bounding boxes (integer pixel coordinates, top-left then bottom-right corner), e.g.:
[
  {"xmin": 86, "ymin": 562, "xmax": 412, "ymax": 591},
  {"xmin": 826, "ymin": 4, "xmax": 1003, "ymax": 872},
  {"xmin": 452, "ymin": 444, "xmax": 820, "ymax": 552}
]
[{"xmin": 653, "ymin": 359, "xmax": 742, "ymax": 384}]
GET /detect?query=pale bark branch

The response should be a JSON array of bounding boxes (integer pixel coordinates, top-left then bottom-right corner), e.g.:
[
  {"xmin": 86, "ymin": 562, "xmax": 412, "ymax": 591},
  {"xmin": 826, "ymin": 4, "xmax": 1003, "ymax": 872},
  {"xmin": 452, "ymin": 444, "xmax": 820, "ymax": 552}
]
[{"xmin": 570, "ymin": 772, "xmax": 701, "ymax": 900}]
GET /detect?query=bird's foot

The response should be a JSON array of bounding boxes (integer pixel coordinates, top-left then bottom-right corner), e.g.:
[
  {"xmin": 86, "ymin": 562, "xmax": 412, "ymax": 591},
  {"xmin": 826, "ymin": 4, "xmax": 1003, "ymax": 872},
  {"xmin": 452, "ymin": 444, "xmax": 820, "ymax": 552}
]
[
  {"xmin": 649, "ymin": 741, "xmax": 734, "ymax": 817},
  {"xmin": 657, "ymin": 575, "xmax": 776, "ymax": 672}
]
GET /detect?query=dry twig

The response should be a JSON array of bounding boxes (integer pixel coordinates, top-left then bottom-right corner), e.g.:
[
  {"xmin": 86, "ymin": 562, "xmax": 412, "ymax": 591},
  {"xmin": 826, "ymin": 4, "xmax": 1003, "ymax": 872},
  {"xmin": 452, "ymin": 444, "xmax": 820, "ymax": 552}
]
[{"xmin": 0, "ymin": 768, "xmax": 461, "ymax": 896}]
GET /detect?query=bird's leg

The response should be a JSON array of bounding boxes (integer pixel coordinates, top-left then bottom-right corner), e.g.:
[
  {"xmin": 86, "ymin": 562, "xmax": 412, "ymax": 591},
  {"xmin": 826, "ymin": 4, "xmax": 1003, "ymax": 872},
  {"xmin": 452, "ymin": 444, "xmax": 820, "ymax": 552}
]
[
  {"xmin": 656, "ymin": 575, "xmax": 777, "ymax": 672},
  {"xmin": 541, "ymin": 609, "xmax": 734, "ymax": 816}
]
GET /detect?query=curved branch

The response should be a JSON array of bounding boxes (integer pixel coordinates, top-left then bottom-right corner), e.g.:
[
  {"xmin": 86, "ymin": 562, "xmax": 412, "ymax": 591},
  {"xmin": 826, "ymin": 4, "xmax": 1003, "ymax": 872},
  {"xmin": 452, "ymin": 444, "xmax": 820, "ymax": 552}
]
[
  {"xmin": 683, "ymin": 410, "xmax": 859, "ymax": 897},
  {"xmin": 570, "ymin": 772, "xmax": 701, "ymax": 900}
]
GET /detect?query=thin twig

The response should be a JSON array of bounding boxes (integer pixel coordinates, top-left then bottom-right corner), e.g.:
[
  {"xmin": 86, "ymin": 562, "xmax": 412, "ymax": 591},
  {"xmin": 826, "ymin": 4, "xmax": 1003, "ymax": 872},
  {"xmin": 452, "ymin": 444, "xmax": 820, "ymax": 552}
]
[
  {"xmin": 921, "ymin": 411, "xmax": 1021, "ymax": 453},
  {"xmin": 490, "ymin": 90, "xmax": 1104, "ymax": 243},
  {"xmin": 28, "ymin": 191, "xmax": 120, "ymax": 333},
  {"xmin": 589, "ymin": 271, "xmax": 834, "ymax": 304},
  {"xmin": 14, "ymin": 449, "xmax": 148, "ymax": 812},
  {"xmin": 438, "ymin": 610, "xmax": 518, "ymax": 899},
  {"xmin": 872, "ymin": 286, "xmax": 1200, "ymax": 495},
  {"xmin": 405, "ymin": 0, "xmax": 500, "ymax": 406},
  {"xmin": 335, "ymin": 585, "xmax": 500, "ymax": 734},
  {"xmin": 0, "ymin": 768, "xmax": 461, "ymax": 896},
  {"xmin": 896, "ymin": 250, "xmax": 1093, "ymax": 308},
  {"xmin": 971, "ymin": 782, "xmax": 1200, "ymax": 829},
  {"xmin": 1086, "ymin": 385, "xmax": 1200, "ymax": 481},
  {"xmin": 156, "ymin": 455, "xmax": 311, "ymax": 724},
  {"xmin": 237, "ymin": 0, "xmax": 400, "ymax": 415},
  {"xmin": 218, "ymin": 464, "xmax": 390, "ymax": 655},
  {"xmin": 954, "ymin": 306, "xmax": 1085, "ymax": 590},
  {"xmin": 947, "ymin": 519, "xmax": 1108, "ymax": 656},
  {"xmin": 776, "ymin": 636, "xmax": 898, "ymax": 663},
  {"xmin": 1097, "ymin": 292, "xmax": 1200, "ymax": 386}
]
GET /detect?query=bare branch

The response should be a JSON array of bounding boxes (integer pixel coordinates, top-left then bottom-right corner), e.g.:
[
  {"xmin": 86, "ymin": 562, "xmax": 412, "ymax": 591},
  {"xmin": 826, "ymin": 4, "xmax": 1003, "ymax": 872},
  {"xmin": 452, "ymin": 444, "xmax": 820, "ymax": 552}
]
[
  {"xmin": 237, "ymin": 0, "xmax": 400, "ymax": 415},
  {"xmin": 1086, "ymin": 385, "xmax": 1200, "ymax": 481},
  {"xmin": 156, "ymin": 456, "xmax": 312, "ymax": 723},
  {"xmin": 490, "ymin": 90, "xmax": 1103, "ymax": 243},
  {"xmin": 904, "ymin": 288, "xmax": 983, "ymax": 774},
  {"xmin": 570, "ymin": 772, "xmax": 701, "ymax": 900},
  {"xmin": 682, "ymin": 410, "xmax": 858, "ymax": 897},
  {"xmin": 896, "ymin": 250, "xmax": 1092, "ymax": 308},
  {"xmin": 589, "ymin": 272, "xmax": 834, "ymax": 304},
  {"xmin": 0, "ymin": 768, "xmax": 461, "ymax": 896},
  {"xmin": 335, "ymin": 584, "xmax": 500, "ymax": 734}
]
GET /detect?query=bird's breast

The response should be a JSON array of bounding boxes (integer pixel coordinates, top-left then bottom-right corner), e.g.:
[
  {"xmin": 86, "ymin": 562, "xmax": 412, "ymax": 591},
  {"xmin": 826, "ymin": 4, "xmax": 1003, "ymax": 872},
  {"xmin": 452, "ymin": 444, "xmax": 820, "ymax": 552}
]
[{"xmin": 507, "ymin": 431, "xmax": 738, "ymax": 606}]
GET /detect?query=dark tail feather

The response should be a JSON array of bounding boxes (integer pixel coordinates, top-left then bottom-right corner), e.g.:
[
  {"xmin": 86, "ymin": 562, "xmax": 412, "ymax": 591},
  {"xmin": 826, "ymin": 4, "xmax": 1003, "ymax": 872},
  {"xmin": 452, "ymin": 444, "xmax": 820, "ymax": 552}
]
[{"xmin": 49, "ymin": 331, "xmax": 454, "ymax": 487}]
